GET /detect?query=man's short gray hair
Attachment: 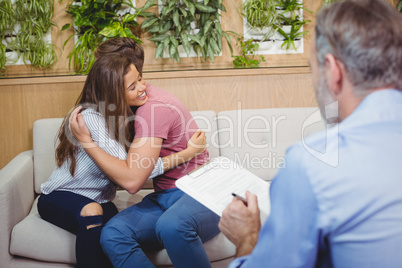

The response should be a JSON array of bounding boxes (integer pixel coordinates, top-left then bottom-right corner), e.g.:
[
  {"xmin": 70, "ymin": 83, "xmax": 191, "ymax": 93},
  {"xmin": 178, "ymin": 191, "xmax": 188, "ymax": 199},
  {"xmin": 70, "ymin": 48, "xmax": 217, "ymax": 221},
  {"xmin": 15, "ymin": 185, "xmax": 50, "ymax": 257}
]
[{"xmin": 315, "ymin": 0, "xmax": 402, "ymax": 93}]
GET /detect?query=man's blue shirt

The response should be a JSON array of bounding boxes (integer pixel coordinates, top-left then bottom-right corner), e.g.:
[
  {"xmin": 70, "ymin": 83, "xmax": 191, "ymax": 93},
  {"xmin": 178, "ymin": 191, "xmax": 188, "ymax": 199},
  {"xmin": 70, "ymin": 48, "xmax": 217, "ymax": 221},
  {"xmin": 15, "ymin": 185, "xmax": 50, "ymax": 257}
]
[{"xmin": 230, "ymin": 89, "xmax": 402, "ymax": 268}]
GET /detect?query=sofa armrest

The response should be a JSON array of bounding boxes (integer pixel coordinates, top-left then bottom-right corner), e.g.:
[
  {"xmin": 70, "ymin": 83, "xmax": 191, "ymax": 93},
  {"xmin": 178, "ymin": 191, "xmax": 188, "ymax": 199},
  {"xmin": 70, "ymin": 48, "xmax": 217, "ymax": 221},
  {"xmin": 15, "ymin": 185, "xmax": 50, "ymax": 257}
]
[{"xmin": 0, "ymin": 150, "xmax": 35, "ymax": 263}]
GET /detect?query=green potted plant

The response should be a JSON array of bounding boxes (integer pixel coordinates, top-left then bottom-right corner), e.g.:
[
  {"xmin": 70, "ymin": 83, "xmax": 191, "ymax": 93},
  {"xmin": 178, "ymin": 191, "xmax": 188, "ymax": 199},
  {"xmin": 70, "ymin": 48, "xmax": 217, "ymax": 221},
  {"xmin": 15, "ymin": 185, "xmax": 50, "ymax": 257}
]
[
  {"xmin": 61, "ymin": 0, "xmax": 148, "ymax": 74},
  {"xmin": 0, "ymin": 0, "xmax": 57, "ymax": 72},
  {"xmin": 397, "ymin": 0, "xmax": 402, "ymax": 12},
  {"xmin": 242, "ymin": 0, "xmax": 277, "ymax": 38},
  {"xmin": 232, "ymin": 36, "xmax": 266, "ymax": 68},
  {"xmin": 275, "ymin": 0, "xmax": 311, "ymax": 21},
  {"xmin": 274, "ymin": 16, "xmax": 308, "ymax": 51},
  {"xmin": 241, "ymin": 0, "xmax": 277, "ymax": 54},
  {"xmin": 141, "ymin": 0, "xmax": 232, "ymax": 63}
]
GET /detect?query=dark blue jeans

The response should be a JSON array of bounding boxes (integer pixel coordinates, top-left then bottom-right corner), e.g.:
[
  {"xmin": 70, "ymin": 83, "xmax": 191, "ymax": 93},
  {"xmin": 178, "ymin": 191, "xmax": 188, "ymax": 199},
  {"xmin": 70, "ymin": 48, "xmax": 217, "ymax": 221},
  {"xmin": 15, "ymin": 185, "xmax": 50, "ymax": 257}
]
[
  {"xmin": 37, "ymin": 191, "xmax": 118, "ymax": 268},
  {"xmin": 100, "ymin": 188, "xmax": 220, "ymax": 268}
]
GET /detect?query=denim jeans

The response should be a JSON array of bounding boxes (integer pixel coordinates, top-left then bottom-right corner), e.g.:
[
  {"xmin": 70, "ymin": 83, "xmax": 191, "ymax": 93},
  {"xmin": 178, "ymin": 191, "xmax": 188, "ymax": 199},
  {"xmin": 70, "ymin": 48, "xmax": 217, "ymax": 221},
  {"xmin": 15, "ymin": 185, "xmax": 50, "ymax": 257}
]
[
  {"xmin": 100, "ymin": 188, "xmax": 220, "ymax": 268},
  {"xmin": 37, "ymin": 191, "xmax": 118, "ymax": 268}
]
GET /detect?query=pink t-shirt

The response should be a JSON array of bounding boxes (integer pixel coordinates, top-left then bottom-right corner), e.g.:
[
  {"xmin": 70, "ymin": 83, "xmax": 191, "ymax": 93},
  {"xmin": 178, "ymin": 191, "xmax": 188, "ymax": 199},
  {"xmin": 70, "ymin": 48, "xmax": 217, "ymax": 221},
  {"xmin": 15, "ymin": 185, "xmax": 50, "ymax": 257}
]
[{"xmin": 134, "ymin": 84, "xmax": 209, "ymax": 192}]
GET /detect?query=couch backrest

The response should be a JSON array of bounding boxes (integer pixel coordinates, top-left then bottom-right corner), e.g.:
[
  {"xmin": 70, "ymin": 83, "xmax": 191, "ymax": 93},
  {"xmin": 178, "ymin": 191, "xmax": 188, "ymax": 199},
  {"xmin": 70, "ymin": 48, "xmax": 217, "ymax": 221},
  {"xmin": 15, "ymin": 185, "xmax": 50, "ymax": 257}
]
[
  {"xmin": 33, "ymin": 111, "xmax": 220, "ymax": 194},
  {"xmin": 33, "ymin": 108, "xmax": 325, "ymax": 193},
  {"xmin": 190, "ymin": 111, "xmax": 220, "ymax": 159},
  {"xmin": 33, "ymin": 118, "xmax": 64, "ymax": 194},
  {"xmin": 217, "ymin": 107, "xmax": 326, "ymax": 181}
]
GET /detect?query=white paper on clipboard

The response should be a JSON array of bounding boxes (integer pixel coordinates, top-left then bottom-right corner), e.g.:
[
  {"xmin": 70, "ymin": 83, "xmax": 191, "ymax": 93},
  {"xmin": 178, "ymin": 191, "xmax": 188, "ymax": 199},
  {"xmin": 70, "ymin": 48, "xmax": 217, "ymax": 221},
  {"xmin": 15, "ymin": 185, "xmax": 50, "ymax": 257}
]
[{"xmin": 175, "ymin": 156, "xmax": 271, "ymax": 222}]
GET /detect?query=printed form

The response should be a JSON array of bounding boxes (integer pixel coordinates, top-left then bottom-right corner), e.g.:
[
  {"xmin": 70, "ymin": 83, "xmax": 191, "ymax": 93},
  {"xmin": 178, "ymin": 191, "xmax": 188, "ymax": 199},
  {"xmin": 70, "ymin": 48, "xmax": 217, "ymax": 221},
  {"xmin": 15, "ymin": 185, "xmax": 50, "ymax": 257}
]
[{"xmin": 176, "ymin": 156, "xmax": 271, "ymax": 222}]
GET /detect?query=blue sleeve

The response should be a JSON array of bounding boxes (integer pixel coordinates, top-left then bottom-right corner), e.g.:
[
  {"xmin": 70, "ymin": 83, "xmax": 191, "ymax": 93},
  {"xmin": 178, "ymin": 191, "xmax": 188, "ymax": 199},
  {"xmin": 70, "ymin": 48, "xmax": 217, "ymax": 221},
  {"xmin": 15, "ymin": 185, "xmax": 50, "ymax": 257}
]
[{"xmin": 230, "ymin": 145, "xmax": 319, "ymax": 267}]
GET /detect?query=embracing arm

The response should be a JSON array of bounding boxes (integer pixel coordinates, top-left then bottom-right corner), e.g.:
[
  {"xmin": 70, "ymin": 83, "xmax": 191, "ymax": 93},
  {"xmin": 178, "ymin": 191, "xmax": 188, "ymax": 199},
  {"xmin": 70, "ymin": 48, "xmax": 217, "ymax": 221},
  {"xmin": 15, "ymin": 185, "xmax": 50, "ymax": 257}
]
[
  {"xmin": 161, "ymin": 128, "xmax": 206, "ymax": 172},
  {"xmin": 69, "ymin": 106, "xmax": 205, "ymax": 193}
]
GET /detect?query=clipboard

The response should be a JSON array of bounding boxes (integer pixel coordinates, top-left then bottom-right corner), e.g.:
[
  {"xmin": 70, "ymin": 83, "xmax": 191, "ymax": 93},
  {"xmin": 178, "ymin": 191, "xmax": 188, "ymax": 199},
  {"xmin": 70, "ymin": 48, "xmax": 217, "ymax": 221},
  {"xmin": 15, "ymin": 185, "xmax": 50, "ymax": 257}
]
[{"xmin": 176, "ymin": 156, "xmax": 271, "ymax": 221}]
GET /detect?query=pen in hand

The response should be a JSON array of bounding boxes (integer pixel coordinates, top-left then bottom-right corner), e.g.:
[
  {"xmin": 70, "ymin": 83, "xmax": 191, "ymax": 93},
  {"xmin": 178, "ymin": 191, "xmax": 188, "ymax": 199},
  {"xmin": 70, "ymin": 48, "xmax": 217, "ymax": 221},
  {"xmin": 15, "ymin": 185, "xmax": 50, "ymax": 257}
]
[{"xmin": 232, "ymin": 193, "xmax": 248, "ymax": 206}]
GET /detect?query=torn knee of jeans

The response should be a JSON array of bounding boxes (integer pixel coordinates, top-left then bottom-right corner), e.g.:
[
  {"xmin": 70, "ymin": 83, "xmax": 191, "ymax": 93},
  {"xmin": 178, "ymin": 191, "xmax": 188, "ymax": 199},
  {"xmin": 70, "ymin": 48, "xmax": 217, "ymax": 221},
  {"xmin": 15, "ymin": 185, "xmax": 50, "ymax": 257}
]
[{"xmin": 80, "ymin": 215, "xmax": 103, "ymax": 230}]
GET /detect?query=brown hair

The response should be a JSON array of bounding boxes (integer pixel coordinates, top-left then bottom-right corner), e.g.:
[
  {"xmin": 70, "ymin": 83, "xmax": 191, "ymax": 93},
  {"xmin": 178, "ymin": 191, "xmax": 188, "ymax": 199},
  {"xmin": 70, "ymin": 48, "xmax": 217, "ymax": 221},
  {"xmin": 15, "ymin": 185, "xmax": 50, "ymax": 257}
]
[
  {"xmin": 94, "ymin": 37, "xmax": 145, "ymax": 77},
  {"xmin": 315, "ymin": 0, "xmax": 402, "ymax": 93},
  {"xmin": 56, "ymin": 53, "xmax": 135, "ymax": 176}
]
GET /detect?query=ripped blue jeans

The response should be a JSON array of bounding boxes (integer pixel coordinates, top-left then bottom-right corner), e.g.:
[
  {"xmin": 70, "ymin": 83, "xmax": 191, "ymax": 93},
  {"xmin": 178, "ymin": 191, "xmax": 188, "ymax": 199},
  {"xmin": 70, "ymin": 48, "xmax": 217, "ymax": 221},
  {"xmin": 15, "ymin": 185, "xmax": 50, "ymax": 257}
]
[{"xmin": 37, "ymin": 191, "xmax": 118, "ymax": 268}]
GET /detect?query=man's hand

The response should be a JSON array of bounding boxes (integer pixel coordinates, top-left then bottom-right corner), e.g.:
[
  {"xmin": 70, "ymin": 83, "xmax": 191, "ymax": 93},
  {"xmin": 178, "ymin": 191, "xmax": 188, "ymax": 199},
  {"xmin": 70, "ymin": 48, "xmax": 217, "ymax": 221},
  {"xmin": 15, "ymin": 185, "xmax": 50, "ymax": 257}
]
[{"xmin": 219, "ymin": 191, "xmax": 261, "ymax": 258}]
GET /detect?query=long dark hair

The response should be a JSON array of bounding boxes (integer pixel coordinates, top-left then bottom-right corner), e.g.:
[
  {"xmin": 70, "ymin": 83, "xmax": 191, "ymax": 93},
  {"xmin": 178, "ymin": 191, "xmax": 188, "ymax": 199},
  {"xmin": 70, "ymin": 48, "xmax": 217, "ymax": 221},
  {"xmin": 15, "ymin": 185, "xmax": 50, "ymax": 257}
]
[{"xmin": 55, "ymin": 54, "xmax": 135, "ymax": 176}]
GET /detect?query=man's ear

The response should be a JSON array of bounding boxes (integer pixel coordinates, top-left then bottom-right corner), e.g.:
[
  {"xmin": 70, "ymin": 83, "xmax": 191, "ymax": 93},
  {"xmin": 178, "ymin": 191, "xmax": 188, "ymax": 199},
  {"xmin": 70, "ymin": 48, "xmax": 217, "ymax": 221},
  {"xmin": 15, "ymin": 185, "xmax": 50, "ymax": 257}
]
[{"xmin": 324, "ymin": 54, "xmax": 343, "ymax": 97}]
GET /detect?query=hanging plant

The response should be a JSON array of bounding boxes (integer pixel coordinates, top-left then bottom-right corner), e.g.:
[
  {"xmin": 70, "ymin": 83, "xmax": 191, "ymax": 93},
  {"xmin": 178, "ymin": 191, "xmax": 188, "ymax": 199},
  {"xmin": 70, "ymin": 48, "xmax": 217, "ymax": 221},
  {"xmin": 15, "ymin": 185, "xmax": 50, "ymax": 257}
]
[
  {"xmin": 276, "ymin": 0, "xmax": 312, "ymax": 21},
  {"xmin": 0, "ymin": 0, "xmax": 57, "ymax": 72},
  {"xmin": 61, "ymin": 0, "xmax": 148, "ymax": 74},
  {"xmin": 141, "ymin": 0, "xmax": 233, "ymax": 63},
  {"xmin": 274, "ymin": 16, "xmax": 309, "ymax": 50},
  {"xmin": 232, "ymin": 36, "xmax": 266, "ymax": 68},
  {"xmin": 242, "ymin": 0, "xmax": 277, "ymax": 40}
]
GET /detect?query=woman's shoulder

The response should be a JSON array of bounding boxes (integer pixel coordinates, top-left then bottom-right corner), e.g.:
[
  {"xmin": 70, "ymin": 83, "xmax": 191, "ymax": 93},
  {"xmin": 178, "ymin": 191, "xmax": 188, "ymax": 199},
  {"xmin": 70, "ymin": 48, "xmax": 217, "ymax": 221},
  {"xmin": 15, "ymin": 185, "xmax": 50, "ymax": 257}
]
[{"xmin": 80, "ymin": 107, "xmax": 106, "ymax": 128}]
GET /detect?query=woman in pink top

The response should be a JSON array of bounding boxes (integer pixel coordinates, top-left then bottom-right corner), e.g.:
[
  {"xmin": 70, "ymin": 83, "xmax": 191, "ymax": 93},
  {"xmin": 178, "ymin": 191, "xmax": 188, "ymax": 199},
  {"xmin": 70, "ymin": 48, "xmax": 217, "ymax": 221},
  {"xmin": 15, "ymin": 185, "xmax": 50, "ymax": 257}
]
[{"xmin": 70, "ymin": 38, "xmax": 220, "ymax": 268}]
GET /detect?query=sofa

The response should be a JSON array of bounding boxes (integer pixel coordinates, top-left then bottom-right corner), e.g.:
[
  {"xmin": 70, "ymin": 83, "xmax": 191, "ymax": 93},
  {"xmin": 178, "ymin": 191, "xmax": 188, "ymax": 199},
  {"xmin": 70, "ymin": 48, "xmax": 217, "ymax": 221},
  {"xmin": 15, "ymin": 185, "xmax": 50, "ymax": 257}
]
[{"xmin": 0, "ymin": 107, "xmax": 325, "ymax": 268}]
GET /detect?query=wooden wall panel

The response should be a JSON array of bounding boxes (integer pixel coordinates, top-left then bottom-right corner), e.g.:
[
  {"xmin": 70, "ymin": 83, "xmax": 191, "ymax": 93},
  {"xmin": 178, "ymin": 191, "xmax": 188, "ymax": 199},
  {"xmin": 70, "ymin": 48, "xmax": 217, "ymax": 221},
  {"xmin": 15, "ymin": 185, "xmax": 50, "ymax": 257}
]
[
  {"xmin": 0, "ymin": 82, "xmax": 82, "ymax": 169},
  {"xmin": 0, "ymin": 72, "xmax": 317, "ymax": 169}
]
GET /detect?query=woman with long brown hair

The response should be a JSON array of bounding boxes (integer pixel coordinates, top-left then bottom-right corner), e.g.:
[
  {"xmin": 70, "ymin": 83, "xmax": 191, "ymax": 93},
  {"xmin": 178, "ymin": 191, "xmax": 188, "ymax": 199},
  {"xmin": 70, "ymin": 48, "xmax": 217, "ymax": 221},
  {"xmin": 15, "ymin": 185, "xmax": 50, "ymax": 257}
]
[{"xmin": 37, "ymin": 53, "xmax": 206, "ymax": 268}]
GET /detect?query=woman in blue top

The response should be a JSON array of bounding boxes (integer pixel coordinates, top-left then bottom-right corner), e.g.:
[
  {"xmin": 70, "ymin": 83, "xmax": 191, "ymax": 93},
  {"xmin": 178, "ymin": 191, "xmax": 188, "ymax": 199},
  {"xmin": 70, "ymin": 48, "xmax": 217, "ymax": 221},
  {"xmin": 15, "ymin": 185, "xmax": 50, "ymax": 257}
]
[{"xmin": 38, "ymin": 54, "xmax": 206, "ymax": 268}]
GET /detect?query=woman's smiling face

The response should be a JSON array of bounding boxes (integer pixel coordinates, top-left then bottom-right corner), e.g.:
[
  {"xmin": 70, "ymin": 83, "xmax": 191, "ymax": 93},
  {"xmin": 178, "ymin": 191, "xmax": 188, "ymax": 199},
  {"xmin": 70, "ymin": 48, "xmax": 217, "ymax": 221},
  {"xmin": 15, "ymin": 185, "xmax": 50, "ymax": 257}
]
[{"xmin": 124, "ymin": 64, "xmax": 148, "ymax": 107}]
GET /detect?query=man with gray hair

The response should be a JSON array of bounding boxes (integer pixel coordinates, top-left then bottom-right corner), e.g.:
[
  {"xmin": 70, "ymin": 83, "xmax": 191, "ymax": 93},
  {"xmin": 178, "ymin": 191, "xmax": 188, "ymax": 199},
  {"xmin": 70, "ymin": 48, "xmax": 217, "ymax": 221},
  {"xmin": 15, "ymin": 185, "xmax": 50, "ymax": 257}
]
[{"xmin": 219, "ymin": 0, "xmax": 402, "ymax": 267}]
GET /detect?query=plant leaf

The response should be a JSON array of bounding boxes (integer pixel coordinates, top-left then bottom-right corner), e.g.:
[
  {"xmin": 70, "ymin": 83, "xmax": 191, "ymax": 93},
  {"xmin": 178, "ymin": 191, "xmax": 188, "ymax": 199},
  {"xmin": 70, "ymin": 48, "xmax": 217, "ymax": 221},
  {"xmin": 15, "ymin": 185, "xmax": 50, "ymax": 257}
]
[
  {"xmin": 61, "ymin": 23, "xmax": 71, "ymax": 31},
  {"xmin": 163, "ymin": 37, "xmax": 170, "ymax": 48},
  {"xmin": 189, "ymin": 35, "xmax": 201, "ymax": 45},
  {"xmin": 141, "ymin": 17, "xmax": 158, "ymax": 29},
  {"xmin": 99, "ymin": 22, "xmax": 121, "ymax": 37},
  {"xmin": 122, "ymin": 14, "xmax": 137, "ymax": 23},
  {"xmin": 223, "ymin": 31, "xmax": 233, "ymax": 55},
  {"xmin": 174, "ymin": 51, "xmax": 181, "ymax": 63},
  {"xmin": 181, "ymin": 33, "xmax": 191, "ymax": 56},
  {"xmin": 169, "ymin": 44, "xmax": 176, "ymax": 62},
  {"xmin": 184, "ymin": 0, "xmax": 195, "ymax": 16},
  {"xmin": 169, "ymin": 35, "xmax": 179, "ymax": 47},
  {"xmin": 179, "ymin": 7, "xmax": 187, "ymax": 17},
  {"xmin": 149, "ymin": 34, "xmax": 170, "ymax": 42},
  {"xmin": 194, "ymin": 3, "xmax": 216, "ymax": 13},
  {"xmin": 155, "ymin": 42, "xmax": 164, "ymax": 59},
  {"xmin": 161, "ymin": 20, "xmax": 173, "ymax": 33},
  {"xmin": 173, "ymin": 10, "xmax": 180, "ymax": 29},
  {"xmin": 138, "ymin": 0, "xmax": 156, "ymax": 12},
  {"xmin": 210, "ymin": 37, "xmax": 219, "ymax": 54},
  {"xmin": 203, "ymin": 20, "xmax": 213, "ymax": 35}
]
